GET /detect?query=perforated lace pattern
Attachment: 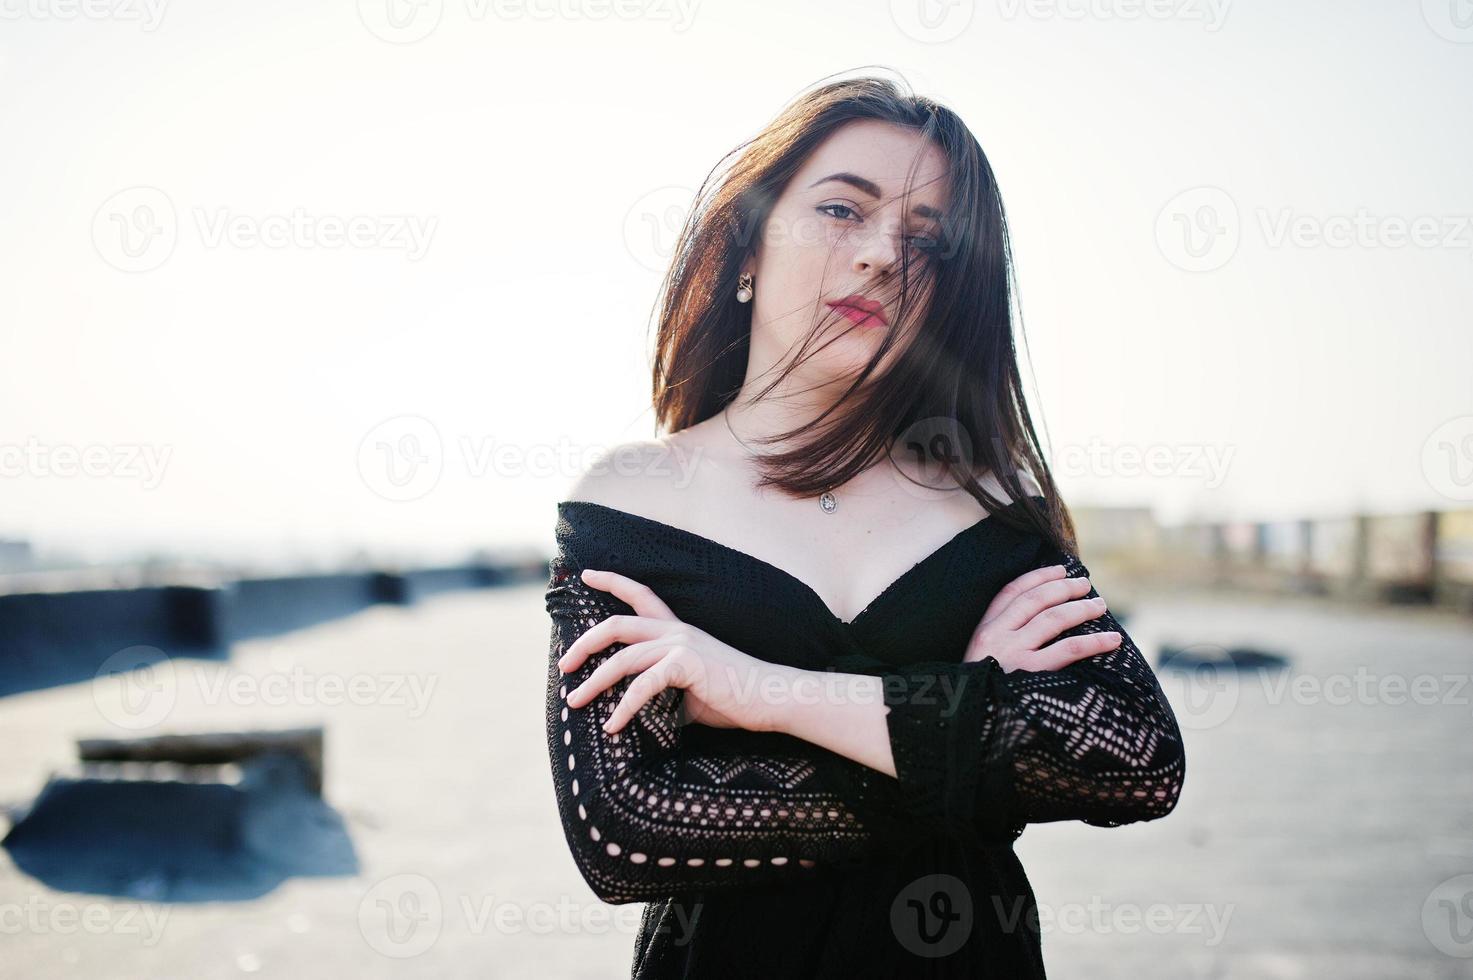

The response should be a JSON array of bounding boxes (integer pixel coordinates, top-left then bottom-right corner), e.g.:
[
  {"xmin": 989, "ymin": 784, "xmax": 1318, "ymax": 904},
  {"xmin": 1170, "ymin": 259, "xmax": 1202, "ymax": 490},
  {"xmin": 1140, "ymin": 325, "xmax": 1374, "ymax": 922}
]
[{"xmin": 544, "ymin": 508, "xmax": 1185, "ymax": 906}]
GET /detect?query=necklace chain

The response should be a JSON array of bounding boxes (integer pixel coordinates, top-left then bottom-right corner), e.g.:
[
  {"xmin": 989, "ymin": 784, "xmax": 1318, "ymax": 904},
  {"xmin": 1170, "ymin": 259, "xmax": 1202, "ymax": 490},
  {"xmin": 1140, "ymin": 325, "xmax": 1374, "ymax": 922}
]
[{"xmin": 721, "ymin": 407, "xmax": 838, "ymax": 514}]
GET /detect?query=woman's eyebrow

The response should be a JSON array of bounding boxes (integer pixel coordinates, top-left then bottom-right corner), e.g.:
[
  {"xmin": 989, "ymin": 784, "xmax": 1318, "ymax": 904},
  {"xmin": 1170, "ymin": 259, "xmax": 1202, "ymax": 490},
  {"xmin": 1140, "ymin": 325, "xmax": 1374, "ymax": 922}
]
[{"xmin": 807, "ymin": 171, "xmax": 945, "ymax": 220}]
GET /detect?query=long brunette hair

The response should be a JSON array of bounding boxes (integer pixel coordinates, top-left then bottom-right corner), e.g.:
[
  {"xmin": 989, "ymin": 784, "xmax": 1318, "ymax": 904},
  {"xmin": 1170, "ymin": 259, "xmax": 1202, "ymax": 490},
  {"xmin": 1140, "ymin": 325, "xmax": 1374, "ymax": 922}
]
[{"xmin": 649, "ymin": 70, "xmax": 1077, "ymax": 552}]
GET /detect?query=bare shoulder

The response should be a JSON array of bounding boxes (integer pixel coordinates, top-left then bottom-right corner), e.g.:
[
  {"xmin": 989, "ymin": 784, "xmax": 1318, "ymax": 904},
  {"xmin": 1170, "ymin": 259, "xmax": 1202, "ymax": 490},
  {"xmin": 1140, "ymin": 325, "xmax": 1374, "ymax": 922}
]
[
  {"xmin": 1014, "ymin": 467, "xmax": 1045, "ymax": 498},
  {"xmin": 561, "ymin": 432, "xmax": 709, "ymax": 522},
  {"xmin": 973, "ymin": 466, "xmax": 1044, "ymax": 510}
]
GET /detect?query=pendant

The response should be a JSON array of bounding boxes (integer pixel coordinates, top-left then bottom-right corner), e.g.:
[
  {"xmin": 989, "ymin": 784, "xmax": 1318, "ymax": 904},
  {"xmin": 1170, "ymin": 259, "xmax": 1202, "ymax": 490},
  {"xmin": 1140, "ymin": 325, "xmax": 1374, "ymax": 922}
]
[{"xmin": 818, "ymin": 490, "xmax": 837, "ymax": 514}]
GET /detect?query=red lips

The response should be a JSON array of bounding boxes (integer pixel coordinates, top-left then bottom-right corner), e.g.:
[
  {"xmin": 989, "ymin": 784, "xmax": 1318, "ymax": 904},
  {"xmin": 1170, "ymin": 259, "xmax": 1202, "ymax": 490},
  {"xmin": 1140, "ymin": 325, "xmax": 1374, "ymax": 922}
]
[{"xmin": 826, "ymin": 294, "xmax": 888, "ymax": 327}]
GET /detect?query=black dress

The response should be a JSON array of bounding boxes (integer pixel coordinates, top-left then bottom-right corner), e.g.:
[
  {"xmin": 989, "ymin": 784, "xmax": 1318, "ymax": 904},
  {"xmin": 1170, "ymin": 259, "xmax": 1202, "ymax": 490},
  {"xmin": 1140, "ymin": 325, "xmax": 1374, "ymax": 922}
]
[{"xmin": 543, "ymin": 494, "xmax": 1186, "ymax": 978}]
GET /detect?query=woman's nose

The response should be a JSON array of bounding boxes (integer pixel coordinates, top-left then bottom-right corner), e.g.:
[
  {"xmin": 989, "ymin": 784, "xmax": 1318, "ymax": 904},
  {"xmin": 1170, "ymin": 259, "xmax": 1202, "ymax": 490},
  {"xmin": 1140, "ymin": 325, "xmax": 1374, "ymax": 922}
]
[{"xmin": 851, "ymin": 225, "xmax": 901, "ymax": 272}]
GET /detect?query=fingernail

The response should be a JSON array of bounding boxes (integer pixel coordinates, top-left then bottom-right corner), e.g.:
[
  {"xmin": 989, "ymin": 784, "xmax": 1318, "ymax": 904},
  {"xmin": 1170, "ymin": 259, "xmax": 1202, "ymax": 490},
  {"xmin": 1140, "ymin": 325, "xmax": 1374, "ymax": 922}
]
[
  {"xmin": 1092, "ymin": 597, "xmax": 1106, "ymax": 608},
  {"xmin": 581, "ymin": 569, "xmax": 601, "ymax": 579}
]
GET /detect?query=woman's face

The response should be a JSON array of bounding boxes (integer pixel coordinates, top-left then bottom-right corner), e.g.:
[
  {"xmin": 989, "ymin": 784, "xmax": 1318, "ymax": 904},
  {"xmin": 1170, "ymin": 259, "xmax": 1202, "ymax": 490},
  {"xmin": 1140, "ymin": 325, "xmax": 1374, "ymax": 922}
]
[{"xmin": 744, "ymin": 118, "xmax": 951, "ymax": 388}]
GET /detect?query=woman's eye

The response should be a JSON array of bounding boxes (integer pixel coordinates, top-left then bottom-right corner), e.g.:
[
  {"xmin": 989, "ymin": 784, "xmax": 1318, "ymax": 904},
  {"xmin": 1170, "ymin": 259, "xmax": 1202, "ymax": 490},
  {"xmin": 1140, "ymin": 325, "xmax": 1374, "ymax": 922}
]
[
  {"xmin": 818, "ymin": 205, "xmax": 945, "ymax": 256},
  {"xmin": 817, "ymin": 203, "xmax": 858, "ymax": 221}
]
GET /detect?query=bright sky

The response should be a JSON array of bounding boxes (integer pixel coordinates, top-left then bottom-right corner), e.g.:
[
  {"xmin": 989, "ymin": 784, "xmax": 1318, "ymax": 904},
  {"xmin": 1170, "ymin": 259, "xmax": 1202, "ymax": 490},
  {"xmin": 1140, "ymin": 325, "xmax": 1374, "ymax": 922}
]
[{"xmin": 2, "ymin": 1, "xmax": 1470, "ymax": 565}]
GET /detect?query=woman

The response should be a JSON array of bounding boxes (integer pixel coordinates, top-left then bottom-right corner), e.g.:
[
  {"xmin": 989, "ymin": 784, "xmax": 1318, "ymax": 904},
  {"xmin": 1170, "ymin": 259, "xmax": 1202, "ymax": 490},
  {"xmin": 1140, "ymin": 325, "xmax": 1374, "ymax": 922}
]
[{"xmin": 544, "ymin": 73, "xmax": 1186, "ymax": 978}]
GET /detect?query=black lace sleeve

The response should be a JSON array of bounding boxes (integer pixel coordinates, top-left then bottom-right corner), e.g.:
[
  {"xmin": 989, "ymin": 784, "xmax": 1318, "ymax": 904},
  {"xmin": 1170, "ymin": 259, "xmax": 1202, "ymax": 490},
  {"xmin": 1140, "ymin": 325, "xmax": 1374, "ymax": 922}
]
[
  {"xmin": 544, "ymin": 545, "xmax": 903, "ymax": 905},
  {"xmin": 828, "ymin": 541, "xmax": 1187, "ymax": 846}
]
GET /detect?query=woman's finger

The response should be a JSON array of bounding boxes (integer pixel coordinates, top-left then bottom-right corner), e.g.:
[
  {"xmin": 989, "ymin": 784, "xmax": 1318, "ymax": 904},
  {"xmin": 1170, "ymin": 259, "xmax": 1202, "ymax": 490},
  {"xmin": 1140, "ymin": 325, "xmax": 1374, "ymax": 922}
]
[
  {"xmin": 560, "ymin": 614, "xmax": 665, "ymax": 671},
  {"xmin": 566, "ymin": 638, "xmax": 669, "ymax": 708},
  {"xmin": 558, "ymin": 569, "xmax": 679, "ymax": 673},
  {"xmin": 990, "ymin": 575, "xmax": 1093, "ymax": 632},
  {"xmin": 1029, "ymin": 630, "xmax": 1123, "ymax": 672},
  {"xmin": 580, "ymin": 568, "xmax": 678, "ymax": 620},
  {"xmin": 605, "ymin": 652, "xmax": 694, "ymax": 734},
  {"xmin": 981, "ymin": 564, "xmax": 1069, "ymax": 626},
  {"xmin": 1014, "ymin": 595, "xmax": 1111, "ymax": 650}
]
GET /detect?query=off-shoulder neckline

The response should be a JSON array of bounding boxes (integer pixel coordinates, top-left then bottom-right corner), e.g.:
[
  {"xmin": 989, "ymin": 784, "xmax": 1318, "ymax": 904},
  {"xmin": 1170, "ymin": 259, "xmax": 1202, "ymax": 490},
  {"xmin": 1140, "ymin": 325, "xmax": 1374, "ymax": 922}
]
[{"xmin": 556, "ymin": 494, "xmax": 1046, "ymax": 630}]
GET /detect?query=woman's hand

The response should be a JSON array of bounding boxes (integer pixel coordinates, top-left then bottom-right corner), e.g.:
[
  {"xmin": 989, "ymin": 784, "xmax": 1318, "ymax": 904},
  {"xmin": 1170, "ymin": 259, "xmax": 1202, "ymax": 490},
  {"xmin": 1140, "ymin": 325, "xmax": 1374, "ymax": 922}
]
[
  {"xmin": 962, "ymin": 562, "xmax": 1123, "ymax": 672},
  {"xmin": 556, "ymin": 568, "xmax": 793, "ymax": 735}
]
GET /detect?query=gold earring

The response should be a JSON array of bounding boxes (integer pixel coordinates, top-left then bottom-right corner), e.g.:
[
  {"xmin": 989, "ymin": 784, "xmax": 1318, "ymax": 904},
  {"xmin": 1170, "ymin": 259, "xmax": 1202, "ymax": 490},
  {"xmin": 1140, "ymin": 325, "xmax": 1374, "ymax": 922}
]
[{"xmin": 736, "ymin": 272, "xmax": 753, "ymax": 303}]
